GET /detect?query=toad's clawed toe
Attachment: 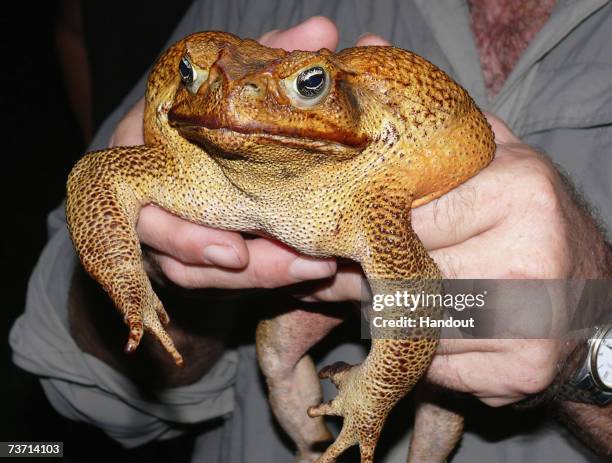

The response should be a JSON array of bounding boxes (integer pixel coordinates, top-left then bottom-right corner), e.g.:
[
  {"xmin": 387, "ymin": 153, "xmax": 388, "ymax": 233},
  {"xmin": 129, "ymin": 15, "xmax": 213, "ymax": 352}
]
[
  {"xmin": 317, "ymin": 361, "xmax": 353, "ymax": 387},
  {"xmin": 308, "ymin": 363, "xmax": 385, "ymax": 463},
  {"xmin": 312, "ymin": 430, "xmax": 356, "ymax": 463},
  {"xmin": 122, "ymin": 292, "xmax": 183, "ymax": 366}
]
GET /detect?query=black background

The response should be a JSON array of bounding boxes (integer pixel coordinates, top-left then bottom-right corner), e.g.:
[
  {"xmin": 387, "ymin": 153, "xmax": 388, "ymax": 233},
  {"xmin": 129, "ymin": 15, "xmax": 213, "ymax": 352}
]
[{"xmin": 0, "ymin": 1, "xmax": 192, "ymax": 460}]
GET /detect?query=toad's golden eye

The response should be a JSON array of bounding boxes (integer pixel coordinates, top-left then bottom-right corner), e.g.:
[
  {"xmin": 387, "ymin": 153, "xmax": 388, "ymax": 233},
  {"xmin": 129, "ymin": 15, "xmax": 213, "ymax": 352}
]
[
  {"xmin": 282, "ymin": 65, "xmax": 331, "ymax": 108},
  {"xmin": 296, "ymin": 66, "xmax": 327, "ymax": 98},
  {"xmin": 179, "ymin": 56, "xmax": 196, "ymax": 86},
  {"xmin": 179, "ymin": 56, "xmax": 209, "ymax": 94}
]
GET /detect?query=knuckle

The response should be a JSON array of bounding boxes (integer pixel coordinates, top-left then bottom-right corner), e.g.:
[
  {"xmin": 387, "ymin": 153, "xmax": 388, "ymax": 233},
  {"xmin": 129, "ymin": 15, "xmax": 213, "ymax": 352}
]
[
  {"xmin": 250, "ymin": 262, "xmax": 277, "ymax": 289},
  {"xmin": 506, "ymin": 245, "xmax": 569, "ymax": 278},
  {"xmin": 504, "ymin": 160, "xmax": 571, "ymax": 278},
  {"xmin": 112, "ymin": 122, "xmax": 135, "ymax": 147},
  {"xmin": 516, "ymin": 343, "xmax": 558, "ymax": 395},
  {"xmin": 519, "ymin": 159, "xmax": 561, "ymax": 214},
  {"xmin": 436, "ymin": 184, "xmax": 478, "ymax": 232},
  {"xmin": 480, "ymin": 397, "xmax": 514, "ymax": 407},
  {"xmin": 159, "ymin": 258, "xmax": 195, "ymax": 289},
  {"xmin": 110, "ymin": 100, "xmax": 145, "ymax": 147},
  {"xmin": 519, "ymin": 371, "xmax": 554, "ymax": 396},
  {"xmin": 249, "ymin": 253, "xmax": 290, "ymax": 289},
  {"xmin": 168, "ymin": 221, "xmax": 200, "ymax": 261},
  {"xmin": 530, "ymin": 179, "xmax": 559, "ymax": 214}
]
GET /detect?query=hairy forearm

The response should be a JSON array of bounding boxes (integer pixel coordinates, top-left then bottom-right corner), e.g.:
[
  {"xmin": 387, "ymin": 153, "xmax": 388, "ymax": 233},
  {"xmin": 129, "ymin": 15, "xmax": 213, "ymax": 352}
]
[
  {"xmin": 556, "ymin": 400, "xmax": 612, "ymax": 459},
  {"xmin": 545, "ymin": 170, "xmax": 612, "ymax": 458},
  {"xmin": 556, "ymin": 240, "xmax": 612, "ymax": 458},
  {"xmin": 557, "ymin": 166, "xmax": 612, "ymax": 279}
]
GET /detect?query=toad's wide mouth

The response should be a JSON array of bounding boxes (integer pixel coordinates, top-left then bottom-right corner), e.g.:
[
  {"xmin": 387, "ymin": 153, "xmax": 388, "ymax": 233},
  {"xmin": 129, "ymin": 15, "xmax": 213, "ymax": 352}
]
[
  {"xmin": 168, "ymin": 108, "xmax": 368, "ymax": 154},
  {"xmin": 170, "ymin": 121, "xmax": 367, "ymax": 158}
]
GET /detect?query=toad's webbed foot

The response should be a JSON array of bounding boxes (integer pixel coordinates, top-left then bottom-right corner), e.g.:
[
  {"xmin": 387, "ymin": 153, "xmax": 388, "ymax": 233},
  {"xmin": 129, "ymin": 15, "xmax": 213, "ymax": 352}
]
[
  {"xmin": 308, "ymin": 361, "xmax": 393, "ymax": 463},
  {"xmin": 120, "ymin": 276, "xmax": 183, "ymax": 366}
]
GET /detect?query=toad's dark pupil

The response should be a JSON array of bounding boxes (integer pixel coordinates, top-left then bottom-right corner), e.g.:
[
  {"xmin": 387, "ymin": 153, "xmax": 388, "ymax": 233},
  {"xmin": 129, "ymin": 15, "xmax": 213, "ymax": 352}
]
[
  {"xmin": 179, "ymin": 58, "xmax": 194, "ymax": 85},
  {"xmin": 296, "ymin": 67, "xmax": 326, "ymax": 98}
]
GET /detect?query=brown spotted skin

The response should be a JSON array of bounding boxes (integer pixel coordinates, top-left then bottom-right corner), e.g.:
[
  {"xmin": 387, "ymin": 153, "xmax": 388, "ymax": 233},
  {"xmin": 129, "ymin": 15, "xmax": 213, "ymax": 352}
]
[{"xmin": 66, "ymin": 32, "xmax": 495, "ymax": 462}]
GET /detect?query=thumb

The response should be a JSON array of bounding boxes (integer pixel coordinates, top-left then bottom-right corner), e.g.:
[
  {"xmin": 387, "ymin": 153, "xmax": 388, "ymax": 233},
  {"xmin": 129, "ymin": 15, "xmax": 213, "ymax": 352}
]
[
  {"xmin": 483, "ymin": 111, "xmax": 520, "ymax": 144},
  {"xmin": 356, "ymin": 33, "xmax": 390, "ymax": 47},
  {"xmin": 258, "ymin": 16, "xmax": 339, "ymax": 51}
]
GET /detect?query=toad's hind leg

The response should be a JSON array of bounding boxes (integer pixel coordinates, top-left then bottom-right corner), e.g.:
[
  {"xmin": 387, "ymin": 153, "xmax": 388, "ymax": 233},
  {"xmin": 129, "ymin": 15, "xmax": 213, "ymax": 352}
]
[
  {"xmin": 407, "ymin": 384, "xmax": 464, "ymax": 463},
  {"xmin": 256, "ymin": 308, "xmax": 343, "ymax": 463},
  {"xmin": 308, "ymin": 185, "xmax": 443, "ymax": 463}
]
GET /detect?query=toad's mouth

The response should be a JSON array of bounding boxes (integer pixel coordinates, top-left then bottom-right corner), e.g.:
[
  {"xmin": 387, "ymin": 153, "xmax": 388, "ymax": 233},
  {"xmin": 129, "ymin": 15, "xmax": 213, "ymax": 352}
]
[
  {"xmin": 168, "ymin": 112, "xmax": 368, "ymax": 157},
  {"xmin": 182, "ymin": 126, "xmax": 365, "ymax": 158}
]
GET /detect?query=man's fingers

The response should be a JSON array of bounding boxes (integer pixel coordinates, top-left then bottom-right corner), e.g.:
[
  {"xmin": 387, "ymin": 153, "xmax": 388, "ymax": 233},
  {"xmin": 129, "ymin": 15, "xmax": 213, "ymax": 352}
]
[
  {"xmin": 151, "ymin": 237, "xmax": 336, "ymax": 289},
  {"xmin": 109, "ymin": 98, "xmax": 145, "ymax": 147},
  {"xmin": 427, "ymin": 352, "xmax": 523, "ymax": 406},
  {"xmin": 427, "ymin": 351, "xmax": 537, "ymax": 406},
  {"xmin": 411, "ymin": 161, "xmax": 510, "ymax": 251},
  {"xmin": 137, "ymin": 205, "xmax": 249, "ymax": 268},
  {"xmin": 412, "ymin": 142, "xmax": 549, "ymax": 252},
  {"xmin": 355, "ymin": 33, "xmax": 390, "ymax": 46},
  {"xmin": 483, "ymin": 111, "xmax": 520, "ymax": 144},
  {"xmin": 428, "ymin": 339, "xmax": 559, "ymax": 406},
  {"xmin": 411, "ymin": 113, "xmax": 538, "ymax": 252},
  {"xmin": 428, "ymin": 230, "xmax": 510, "ymax": 278},
  {"xmin": 436, "ymin": 338, "xmax": 500, "ymax": 355},
  {"xmin": 295, "ymin": 262, "xmax": 364, "ymax": 302},
  {"xmin": 258, "ymin": 16, "xmax": 339, "ymax": 51},
  {"xmin": 429, "ymin": 220, "xmax": 547, "ymax": 279}
]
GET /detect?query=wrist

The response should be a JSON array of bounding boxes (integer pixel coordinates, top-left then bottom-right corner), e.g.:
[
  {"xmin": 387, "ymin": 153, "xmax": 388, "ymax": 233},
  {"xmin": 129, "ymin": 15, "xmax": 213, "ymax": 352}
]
[{"xmin": 557, "ymin": 325, "xmax": 612, "ymax": 406}]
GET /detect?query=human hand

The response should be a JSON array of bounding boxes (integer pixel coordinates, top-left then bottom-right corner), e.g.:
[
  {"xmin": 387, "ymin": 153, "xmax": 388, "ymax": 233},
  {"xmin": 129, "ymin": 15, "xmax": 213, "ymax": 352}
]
[
  {"xmin": 416, "ymin": 113, "xmax": 612, "ymax": 406},
  {"xmin": 338, "ymin": 33, "xmax": 612, "ymax": 407}
]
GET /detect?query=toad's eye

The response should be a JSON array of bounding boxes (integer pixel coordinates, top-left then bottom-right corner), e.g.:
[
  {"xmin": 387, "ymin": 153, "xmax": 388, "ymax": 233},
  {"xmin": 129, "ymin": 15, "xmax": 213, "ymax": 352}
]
[
  {"xmin": 282, "ymin": 65, "xmax": 331, "ymax": 108},
  {"xmin": 179, "ymin": 57, "xmax": 195, "ymax": 86},
  {"xmin": 296, "ymin": 66, "xmax": 327, "ymax": 98},
  {"xmin": 179, "ymin": 56, "xmax": 208, "ymax": 94}
]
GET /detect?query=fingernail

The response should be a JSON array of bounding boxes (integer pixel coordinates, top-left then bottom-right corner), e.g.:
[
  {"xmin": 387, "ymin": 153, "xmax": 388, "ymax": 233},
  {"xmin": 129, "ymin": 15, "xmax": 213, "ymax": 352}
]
[
  {"xmin": 258, "ymin": 28, "xmax": 282, "ymax": 46},
  {"xmin": 356, "ymin": 32, "xmax": 389, "ymax": 46},
  {"xmin": 203, "ymin": 245, "xmax": 242, "ymax": 268},
  {"xmin": 289, "ymin": 257, "xmax": 335, "ymax": 280}
]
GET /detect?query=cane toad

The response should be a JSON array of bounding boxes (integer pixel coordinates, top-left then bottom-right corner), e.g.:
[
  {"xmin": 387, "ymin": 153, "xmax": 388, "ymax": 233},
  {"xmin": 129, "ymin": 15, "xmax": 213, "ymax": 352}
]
[{"xmin": 66, "ymin": 32, "xmax": 495, "ymax": 462}]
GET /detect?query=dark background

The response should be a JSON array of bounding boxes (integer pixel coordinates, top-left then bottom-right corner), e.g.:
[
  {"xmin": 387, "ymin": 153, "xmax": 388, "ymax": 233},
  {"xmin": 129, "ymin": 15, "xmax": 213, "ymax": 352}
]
[{"xmin": 0, "ymin": 1, "xmax": 191, "ymax": 460}]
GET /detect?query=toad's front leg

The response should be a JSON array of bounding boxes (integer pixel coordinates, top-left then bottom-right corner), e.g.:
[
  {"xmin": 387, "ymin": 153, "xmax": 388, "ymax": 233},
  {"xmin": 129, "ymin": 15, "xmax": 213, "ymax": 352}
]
[
  {"xmin": 307, "ymin": 185, "xmax": 451, "ymax": 463},
  {"xmin": 66, "ymin": 145, "xmax": 241, "ymax": 365}
]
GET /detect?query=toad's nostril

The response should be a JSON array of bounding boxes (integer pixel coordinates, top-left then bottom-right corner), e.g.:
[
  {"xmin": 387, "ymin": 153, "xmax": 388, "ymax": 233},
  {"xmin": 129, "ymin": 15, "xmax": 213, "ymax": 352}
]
[
  {"xmin": 242, "ymin": 80, "xmax": 265, "ymax": 99},
  {"xmin": 246, "ymin": 82, "xmax": 259, "ymax": 91}
]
